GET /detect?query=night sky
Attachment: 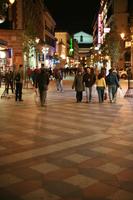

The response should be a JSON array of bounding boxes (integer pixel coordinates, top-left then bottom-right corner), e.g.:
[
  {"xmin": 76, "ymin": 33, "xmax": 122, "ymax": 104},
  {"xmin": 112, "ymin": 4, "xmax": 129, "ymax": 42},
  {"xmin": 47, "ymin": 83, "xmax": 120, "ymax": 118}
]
[{"xmin": 44, "ymin": 0, "xmax": 100, "ymax": 34}]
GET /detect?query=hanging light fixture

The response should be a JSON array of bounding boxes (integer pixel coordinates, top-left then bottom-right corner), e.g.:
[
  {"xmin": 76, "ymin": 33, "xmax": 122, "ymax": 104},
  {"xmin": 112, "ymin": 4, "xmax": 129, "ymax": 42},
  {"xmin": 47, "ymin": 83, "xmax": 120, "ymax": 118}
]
[
  {"xmin": 0, "ymin": 15, "xmax": 6, "ymax": 23},
  {"xmin": 0, "ymin": 0, "xmax": 15, "ymax": 24},
  {"xmin": 9, "ymin": 0, "xmax": 15, "ymax": 4}
]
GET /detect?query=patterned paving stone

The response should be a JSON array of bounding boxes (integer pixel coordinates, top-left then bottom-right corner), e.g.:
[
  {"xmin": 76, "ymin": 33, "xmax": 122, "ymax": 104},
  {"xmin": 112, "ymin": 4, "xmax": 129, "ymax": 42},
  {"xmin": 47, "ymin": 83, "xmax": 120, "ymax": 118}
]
[
  {"xmin": 65, "ymin": 174, "xmax": 98, "ymax": 188},
  {"xmin": 0, "ymin": 173, "xmax": 23, "ymax": 188},
  {"xmin": 16, "ymin": 139, "xmax": 35, "ymax": 145},
  {"xmin": 64, "ymin": 153, "xmax": 91, "ymax": 163},
  {"xmin": 108, "ymin": 189, "xmax": 133, "ymax": 200},
  {"xmin": 22, "ymin": 188, "xmax": 60, "ymax": 200},
  {"xmin": 0, "ymin": 80, "xmax": 133, "ymax": 199},
  {"xmin": 31, "ymin": 162, "xmax": 60, "ymax": 174},
  {"xmin": 97, "ymin": 163, "xmax": 125, "ymax": 175},
  {"xmin": 0, "ymin": 145, "xmax": 6, "ymax": 151}
]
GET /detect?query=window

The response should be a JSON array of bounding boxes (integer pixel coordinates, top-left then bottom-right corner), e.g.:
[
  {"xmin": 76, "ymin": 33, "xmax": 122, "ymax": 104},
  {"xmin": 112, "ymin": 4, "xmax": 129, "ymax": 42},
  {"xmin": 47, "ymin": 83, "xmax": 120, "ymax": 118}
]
[{"xmin": 80, "ymin": 35, "xmax": 83, "ymax": 42}]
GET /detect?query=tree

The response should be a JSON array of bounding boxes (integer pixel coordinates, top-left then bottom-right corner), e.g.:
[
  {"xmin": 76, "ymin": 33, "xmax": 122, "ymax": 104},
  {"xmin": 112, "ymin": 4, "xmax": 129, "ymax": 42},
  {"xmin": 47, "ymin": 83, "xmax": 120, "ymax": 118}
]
[
  {"xmin": 101, "ymin": 25, "xmax": 121, "ymax": 68},
  {"xmin": 22, "ymin": 21, "xmax": 40, "ymax": 85},
  {"xmin": 23, "ymin": 20, "xmax": 36, "ymax": 59}
]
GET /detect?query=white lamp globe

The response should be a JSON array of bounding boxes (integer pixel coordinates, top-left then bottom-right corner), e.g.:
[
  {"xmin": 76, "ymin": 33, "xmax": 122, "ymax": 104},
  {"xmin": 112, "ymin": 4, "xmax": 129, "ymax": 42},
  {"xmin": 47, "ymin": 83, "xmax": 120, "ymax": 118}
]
[{"xmin": 9, "ymin": 0, "xmax": 15, "ymax": 4}]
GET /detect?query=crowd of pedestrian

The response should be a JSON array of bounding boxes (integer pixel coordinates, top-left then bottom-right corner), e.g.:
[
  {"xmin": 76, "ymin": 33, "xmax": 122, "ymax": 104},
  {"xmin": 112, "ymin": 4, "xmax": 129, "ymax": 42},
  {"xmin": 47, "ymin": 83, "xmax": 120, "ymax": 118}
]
[
  {"xmin": 0, "ymin": 63, "xmax": 122, "ymax": 107},
  {"xmin": 72, "ymin": 66, "xmax": 121, "ymax": 104}
]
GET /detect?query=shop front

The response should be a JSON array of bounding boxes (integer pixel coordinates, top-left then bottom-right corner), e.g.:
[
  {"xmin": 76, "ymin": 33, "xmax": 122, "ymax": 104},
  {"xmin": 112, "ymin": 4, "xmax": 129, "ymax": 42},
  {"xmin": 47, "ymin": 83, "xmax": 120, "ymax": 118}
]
[{"xmin": 0, "ymin": 39, "xmax": 7, "ymax": 71}]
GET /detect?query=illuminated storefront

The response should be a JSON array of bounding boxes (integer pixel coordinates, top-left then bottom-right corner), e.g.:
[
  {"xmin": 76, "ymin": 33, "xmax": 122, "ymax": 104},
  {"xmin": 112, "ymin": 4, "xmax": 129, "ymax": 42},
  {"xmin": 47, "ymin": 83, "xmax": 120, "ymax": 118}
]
[
  {"xmin": 0, "ymin": 39, "xmax": 7, "ymax": 71},
  {"xmin": 0, "ymin": 39, "xmax": 14, "ymax": 71}
]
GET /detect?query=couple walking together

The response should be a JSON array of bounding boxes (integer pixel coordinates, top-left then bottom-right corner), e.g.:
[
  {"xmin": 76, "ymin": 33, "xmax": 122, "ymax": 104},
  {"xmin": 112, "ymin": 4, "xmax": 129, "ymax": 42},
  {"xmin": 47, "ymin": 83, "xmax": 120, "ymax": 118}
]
[{"xmin": 72, "ymin": 67, "xmax": 121, "ymax": 103}]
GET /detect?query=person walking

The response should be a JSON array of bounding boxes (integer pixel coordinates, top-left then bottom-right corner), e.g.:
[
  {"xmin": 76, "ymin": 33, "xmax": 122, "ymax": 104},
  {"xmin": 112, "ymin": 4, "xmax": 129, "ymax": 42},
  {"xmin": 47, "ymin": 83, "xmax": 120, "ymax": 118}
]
[
  {"xmin": 36, "ymin": 67, "xmax": 49, "ymax": 107},
  {"xmin": 15, "ymin": 65, "xmax": 24, "ymax": 101},
  {"xmin": 106, "ymin": 68, "xmax": 120, "ymax": 103},
  {"xmin": 53, "ymin": 68, "xmax": 64, "ymax": 92},
  {"xmin": 72, "ymin": 68, "xmax": 84, "ymax": 103},
  {"xmin": 96, "ymin": 72, "xmax": 106, "ymax": 103},
  {"xmin": 0, "ymin": 69, "xmax": 2, "ymax": 88},
  {"xmin": 5, "ymin": 70, "xmax": 14, "ymax": 94},
  {"xmin": 83, "ymin": 67, "xmax": 96, "ymax": 103}
]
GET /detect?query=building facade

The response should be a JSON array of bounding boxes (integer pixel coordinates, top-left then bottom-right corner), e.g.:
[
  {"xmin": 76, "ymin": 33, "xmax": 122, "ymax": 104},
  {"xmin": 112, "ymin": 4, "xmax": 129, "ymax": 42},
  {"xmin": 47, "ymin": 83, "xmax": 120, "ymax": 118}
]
[
  {"xmin": 93, "ymin": 0, "xmax": 133, "ymax": 71},
  {"xmin": 74, "ymin": 31, "xmax": 93, "ymax": 67},
  {"xmin": 55, "ymin": 32, "xmax": 71, "ymax": 67},
  {"xmin": 0, "ymin": 0, "xmax": 56, "ymax": 71}
]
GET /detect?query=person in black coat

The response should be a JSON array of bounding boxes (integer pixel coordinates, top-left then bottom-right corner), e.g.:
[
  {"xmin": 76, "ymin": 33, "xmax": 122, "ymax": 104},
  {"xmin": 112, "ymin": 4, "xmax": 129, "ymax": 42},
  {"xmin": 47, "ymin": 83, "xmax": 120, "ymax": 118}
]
[
  {"xmin": 36, "ymin": 67, "xmax": 49, "ymax": 106},
  {"xmin": 83, "ymin": 67, "xmax": 96, "ymax": 103}
]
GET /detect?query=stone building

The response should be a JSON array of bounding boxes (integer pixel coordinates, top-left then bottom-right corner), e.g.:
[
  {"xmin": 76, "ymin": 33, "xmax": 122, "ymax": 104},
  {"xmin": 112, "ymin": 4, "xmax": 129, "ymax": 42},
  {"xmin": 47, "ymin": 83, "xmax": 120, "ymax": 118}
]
[{"xmin": 0, "ymin": 0, "xmax": 56, "ymax": 70}]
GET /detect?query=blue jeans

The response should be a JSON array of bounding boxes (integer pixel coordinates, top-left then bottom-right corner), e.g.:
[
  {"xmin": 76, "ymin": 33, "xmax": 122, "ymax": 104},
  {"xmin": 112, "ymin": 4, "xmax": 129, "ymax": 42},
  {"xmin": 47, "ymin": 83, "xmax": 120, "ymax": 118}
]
[
  {"xmin": 56, "ymin": 79, "xmax": 63, "ymax": 92},
  {"xmin": 85, "ymin": 87, "xmax": 92, "ymax": 102},
  {"xmin": 97, "ymin": 87, "xmax": 105, "ymax": 103},
  {"xmin": 108, "ymin": 85, "xmax": 117, "ymax": 102}
]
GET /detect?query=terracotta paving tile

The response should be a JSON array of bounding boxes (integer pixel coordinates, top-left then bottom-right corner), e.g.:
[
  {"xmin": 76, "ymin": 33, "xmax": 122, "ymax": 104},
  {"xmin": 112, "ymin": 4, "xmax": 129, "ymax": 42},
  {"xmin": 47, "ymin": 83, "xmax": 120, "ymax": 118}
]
[
  {"xmin": 83, "ymin": 182, "xmax": 117, "ymax": 199},
  {"xmin": 108, "ymin": 189, "xmax": 133, "ymax": 200},
  {"xmin": 43, "ymin": 168, "xmax": 79, "ymax": 181},
  {"xmin": 79, "ymin": 168, "xmax": 117, "ymax": 182},
  {"xmin": 78, "ymin": 157, "xmax": 108, "ymax": 168},
  {"xmin": 43, "ymin": 180, "xmax": 83, "ymax": 198},
  {"xmin": 0, "ymin": 81, "xmax": 133, "ymax": 199},
  {"xmin": 6, "ymin": 180, "xmax": 42, "ymax": 196},
  {"xmin": 12, "ymin": 167, "xmax": 42, "ymax": 180},
  {"xmin": 119, "ymin": 180, "xmax": 133, "ymax": 193},
  {"xmin": 21, "ymin": 188, "xmax": 61, "ymax": 200},
  {"xmin": 117, "ymin": 169, "xmax": 133, "ymax": 181}
]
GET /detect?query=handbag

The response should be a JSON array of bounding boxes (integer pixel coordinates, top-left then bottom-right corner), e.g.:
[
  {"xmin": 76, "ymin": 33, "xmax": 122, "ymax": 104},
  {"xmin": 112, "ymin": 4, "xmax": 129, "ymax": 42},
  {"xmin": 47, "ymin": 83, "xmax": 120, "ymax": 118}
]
[{"xmin": 104, "ymin": 92, "xmax": 107, "ymax": 100}]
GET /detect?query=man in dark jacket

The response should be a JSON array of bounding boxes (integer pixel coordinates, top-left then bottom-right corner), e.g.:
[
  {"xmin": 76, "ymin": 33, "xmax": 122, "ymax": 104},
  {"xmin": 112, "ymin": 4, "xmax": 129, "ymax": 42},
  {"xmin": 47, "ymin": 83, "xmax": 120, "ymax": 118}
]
[
  {"xmin": 15, "ymin": 65, "xmax": 24, "ymax": 101},
  {"xmin": 106, "ymin": 68, "xmax": 120, "ymax": 103},
  {"xmin": 36, "ymin": 67, "xmax": 49, "ymax": 107},
  {"xmin": 83, "ymin": 67, "xmax": 96, "ymax": 103}
]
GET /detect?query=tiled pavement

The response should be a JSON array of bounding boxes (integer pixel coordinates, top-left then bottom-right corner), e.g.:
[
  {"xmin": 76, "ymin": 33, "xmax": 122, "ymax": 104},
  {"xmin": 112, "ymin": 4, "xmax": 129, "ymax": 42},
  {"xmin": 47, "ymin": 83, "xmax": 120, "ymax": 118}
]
[{"xmin": 0, "ymin": 79, "xmax": 133, "ymax": 200}]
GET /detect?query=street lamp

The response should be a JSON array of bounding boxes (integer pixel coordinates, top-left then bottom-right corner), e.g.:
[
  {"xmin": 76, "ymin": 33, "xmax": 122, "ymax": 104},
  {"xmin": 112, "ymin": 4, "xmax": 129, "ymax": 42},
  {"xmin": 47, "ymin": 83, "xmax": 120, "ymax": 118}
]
[
  {"xmin": 9, "ymin": 0, "xmax": 15, "ymax": 4},
  {"xmin": 120, "ymin": 33, "xmax": 125, "ymax": 40}
]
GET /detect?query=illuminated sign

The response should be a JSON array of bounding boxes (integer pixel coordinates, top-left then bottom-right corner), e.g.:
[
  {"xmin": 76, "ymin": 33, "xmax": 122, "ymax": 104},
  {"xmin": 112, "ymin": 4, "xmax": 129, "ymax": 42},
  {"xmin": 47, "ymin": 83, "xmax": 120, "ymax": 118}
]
[
  {"xmin": 104, "ymin": 28, "xmax": 110, "ymax": 33},
  {"xmin": 98, "ymin": 14, "xmax": 102, "ymax": 44},
  {"xmin": 69, "ymin": 38, "xmax": 74, "ymax": 56}
]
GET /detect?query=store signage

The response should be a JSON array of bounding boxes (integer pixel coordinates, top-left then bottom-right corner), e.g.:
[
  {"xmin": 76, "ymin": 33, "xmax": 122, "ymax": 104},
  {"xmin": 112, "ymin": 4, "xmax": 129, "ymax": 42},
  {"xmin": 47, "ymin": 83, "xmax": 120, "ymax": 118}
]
[
  {"xmin": 104, "ymin": 28, "xmax": 110, "ymax": 33},
  {"xmin": 98, "ymin": 14, "xmax": 102, "ymax": 44}
]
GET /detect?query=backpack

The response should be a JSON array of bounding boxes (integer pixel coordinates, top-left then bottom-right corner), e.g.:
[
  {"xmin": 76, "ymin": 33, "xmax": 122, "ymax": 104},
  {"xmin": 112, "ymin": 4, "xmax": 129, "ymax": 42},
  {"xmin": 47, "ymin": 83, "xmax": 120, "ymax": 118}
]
[{"xmin": 15, "ymin": 72, "xmax": 21, "ymax": 82}]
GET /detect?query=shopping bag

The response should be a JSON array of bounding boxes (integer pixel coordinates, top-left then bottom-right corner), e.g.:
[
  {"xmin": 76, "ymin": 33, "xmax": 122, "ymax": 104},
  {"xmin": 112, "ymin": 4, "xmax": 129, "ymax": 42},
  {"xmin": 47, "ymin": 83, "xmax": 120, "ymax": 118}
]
[
  {"xmin": 34, "ymin": 89, "xmax": 40, "ymax": 105},
  {"xmin": 117, "ymin": 87, "xmax": 124, "ymax": 98},
  {"xmin": 104, "ymin": 92, "xmax": 107, "ymax": 100}
]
